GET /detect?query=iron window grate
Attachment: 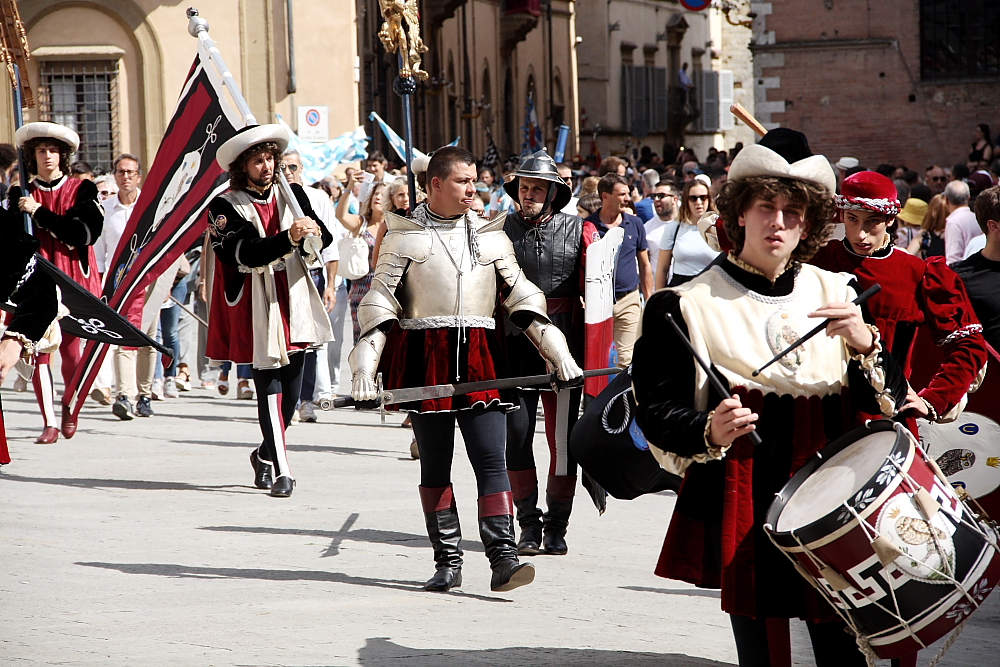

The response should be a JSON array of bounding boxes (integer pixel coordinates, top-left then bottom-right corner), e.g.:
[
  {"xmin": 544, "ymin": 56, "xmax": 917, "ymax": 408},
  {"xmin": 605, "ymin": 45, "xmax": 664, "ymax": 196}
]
[
  {"xmin": 920, "ymin": 0, "xmax": 1000, "ymax": 80},
  {"xmin": 38, "ymin": 60, "xmax": 120, "ymax": 171}
]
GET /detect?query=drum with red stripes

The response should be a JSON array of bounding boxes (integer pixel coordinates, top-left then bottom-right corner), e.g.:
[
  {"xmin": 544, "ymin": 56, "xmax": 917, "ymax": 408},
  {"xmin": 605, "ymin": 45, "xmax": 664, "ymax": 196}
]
[{"xmin": 765, "ymin": 420, "xmax": 1000, "ymax": 659}]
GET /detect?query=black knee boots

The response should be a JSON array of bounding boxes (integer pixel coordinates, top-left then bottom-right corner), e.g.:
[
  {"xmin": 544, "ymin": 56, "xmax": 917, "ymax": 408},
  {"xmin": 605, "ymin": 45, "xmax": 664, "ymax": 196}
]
[
  {"xmin": 508, "ymin": 469, "xmax": 543, "ymax": 555},
  {"xmin": 542, "ymin": 475, "xmax": 576, "ymax": 555},
  {"xmin": 479, "ymin": 491, "xmax": 535, "ymax": 592},
  {"xmin": 419, "ymin": 485, "xmax": 463, "ymax": 591}
]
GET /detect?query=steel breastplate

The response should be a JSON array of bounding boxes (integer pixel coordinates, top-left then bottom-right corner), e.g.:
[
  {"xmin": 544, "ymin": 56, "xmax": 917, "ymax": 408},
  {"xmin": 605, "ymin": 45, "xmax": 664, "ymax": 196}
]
[
  {"xmin": 505, "ymin": 212, "xmax": 582, "ymax": 298},
  {"xmin": 395, "ymin": 221, "xmax": 498, "ymax": 328}
]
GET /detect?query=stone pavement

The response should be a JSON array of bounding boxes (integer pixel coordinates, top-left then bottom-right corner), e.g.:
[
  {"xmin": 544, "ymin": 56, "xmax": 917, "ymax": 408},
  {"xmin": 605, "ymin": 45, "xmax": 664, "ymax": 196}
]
[{"xmin": 1, "ymin": 383, "xmax": 997, "ymax": 666}]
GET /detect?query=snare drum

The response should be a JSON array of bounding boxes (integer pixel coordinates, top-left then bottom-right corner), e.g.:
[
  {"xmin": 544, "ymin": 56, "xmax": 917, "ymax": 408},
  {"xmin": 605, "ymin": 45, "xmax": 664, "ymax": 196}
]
[{"xmin": 765, "ymin": 419, "xmax": 1000, "ymax": 659}]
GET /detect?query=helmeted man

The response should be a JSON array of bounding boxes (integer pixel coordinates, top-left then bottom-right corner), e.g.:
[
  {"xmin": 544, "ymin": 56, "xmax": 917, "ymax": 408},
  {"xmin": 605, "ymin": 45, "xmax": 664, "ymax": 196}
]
[
  {"xmin": 501, "ymin": 150, "xmax": 597, "ymax": 556},
  {"xmin": 9, "ymin": 122, "xmax": 103, "ymax": 444},
  {"xmin": 349, "ymin": 146, "xmax": 584, "ymax": 593},
  {"xmin": 206, "ymin": 124, "xmax": 333, "ymax": 498}
]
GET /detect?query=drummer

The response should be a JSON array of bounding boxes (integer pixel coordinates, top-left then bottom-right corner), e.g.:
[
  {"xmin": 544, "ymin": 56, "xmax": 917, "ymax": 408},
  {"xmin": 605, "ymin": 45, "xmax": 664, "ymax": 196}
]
[{"xmin": 631, "ymin": 129, "xmax": 908, "ymax": 666}]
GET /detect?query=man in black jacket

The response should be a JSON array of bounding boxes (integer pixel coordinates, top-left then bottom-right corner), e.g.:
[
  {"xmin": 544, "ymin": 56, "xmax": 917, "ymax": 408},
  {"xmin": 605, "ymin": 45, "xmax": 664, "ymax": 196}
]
[{"xmin": 503, "ymin": 151, "xmax": 596, "ymax": 556}]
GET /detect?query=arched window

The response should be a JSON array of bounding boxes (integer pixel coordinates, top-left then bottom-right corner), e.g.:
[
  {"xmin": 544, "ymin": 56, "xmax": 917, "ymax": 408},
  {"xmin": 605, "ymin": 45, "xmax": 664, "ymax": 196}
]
[
  {"xmin": 552, "ymin": 72, "xmax": 565, "ymax": 128},
  {"xmin": 503, "ymin": 66, "xmax": 515, "ymax": 156}
]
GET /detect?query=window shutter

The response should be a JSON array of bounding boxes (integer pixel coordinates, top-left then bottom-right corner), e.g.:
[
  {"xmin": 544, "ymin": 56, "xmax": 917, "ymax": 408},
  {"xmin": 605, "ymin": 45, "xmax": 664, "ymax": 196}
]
[
  {"xmin": 701, "ymin": 70, "xmax": 719, "ymax": 132},
  {"xmin": 633, "ymin": 66, "xmax": 649, "ymax": 137},
  {"xmin": 719, "ymin": 70, "xmax": 734, "ymax": 130},
  {"xmin": 652, "ymin": 67, "xmax": 668, "ymax": 131},
  {"xmin": 621, "ymin": 64, "xmax": 634, "ymax": 133}
]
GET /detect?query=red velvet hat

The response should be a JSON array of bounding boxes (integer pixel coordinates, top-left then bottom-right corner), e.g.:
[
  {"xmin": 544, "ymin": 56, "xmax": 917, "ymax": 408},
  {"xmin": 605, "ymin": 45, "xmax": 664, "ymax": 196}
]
[{"xmin": 835, "ymin": 171, "xmax": 900, "ymax": 216}]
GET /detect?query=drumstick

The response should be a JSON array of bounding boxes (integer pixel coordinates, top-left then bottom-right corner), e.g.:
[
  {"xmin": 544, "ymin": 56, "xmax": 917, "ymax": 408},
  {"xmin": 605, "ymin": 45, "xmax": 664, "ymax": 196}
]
[
  {"xmin": 730, "ymin": 103, "xmax": 768, "ymax": 137},
  {"xmin": 752, "ymin": 284, "xmax": 882, "ymax": 378},
  {"xmin": 665, "ymin": 312, "xmax": 763, "ymax": 447}
]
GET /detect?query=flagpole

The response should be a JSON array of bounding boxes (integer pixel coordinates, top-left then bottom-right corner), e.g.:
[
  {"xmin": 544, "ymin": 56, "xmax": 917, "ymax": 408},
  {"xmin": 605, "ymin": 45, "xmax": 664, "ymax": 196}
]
[
  {"xmin": 394, "ymin": 55, "xmax": 418, "ymax": 209},
  {"xmin": 186, "ymin": 7, "xmax": 319, "ymax": 259},
  {"xmin": 11, "ymin": 64, "xmax": 32, "ymax": 235}
]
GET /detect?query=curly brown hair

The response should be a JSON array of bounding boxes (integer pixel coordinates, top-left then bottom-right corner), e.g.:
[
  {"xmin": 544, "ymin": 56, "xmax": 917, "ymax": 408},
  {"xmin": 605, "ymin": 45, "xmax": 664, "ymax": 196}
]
[
  {"xmin": 715, "ymin": 176, "xmax": 835, "ymax": 262},
  {"xmin": 228, "ymin": 141, "xmax": 282, "ymax": 191},
  {"xmin": 23, "ymin": 137, "xmax": 72, "ymax": 175}
]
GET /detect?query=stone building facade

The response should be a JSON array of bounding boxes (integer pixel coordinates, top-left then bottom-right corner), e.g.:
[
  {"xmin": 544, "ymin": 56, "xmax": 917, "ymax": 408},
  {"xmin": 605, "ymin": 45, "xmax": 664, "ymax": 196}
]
[
  {"xmin": 752, "ymin": 1, "xmax": 1000, "ymax": 170},
  {"xmin": 575, "ymin": 0, "xmax": 756, "ymax": 164},
  {"xmin": 359, "ymin": 0, "xmax": 580, "ymax": 167},
  {"xmin": 4, "ymin": 1, "xmax": 359, "ymax": 172}
]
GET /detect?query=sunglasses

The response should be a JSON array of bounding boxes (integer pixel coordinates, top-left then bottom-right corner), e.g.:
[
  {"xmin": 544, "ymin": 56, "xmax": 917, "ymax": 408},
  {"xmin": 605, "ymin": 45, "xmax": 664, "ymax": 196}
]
[
  {"xmin": 652, "ymin": 193, "xmax": 676, "ymax": 200},
  {"xmin": 115, "ymin": 169, "xmax": 139, "ymax": 177},
  {"xmin": 99, "ymin": 190, "xmax": 113, "ymax": 196},
  {"xmin": 689, "ymin": 194, "xmax": 710, "ymax": 202},
  {"xmin": 282, "ymin": 164, "xmax": 300, "ymax": 172}
]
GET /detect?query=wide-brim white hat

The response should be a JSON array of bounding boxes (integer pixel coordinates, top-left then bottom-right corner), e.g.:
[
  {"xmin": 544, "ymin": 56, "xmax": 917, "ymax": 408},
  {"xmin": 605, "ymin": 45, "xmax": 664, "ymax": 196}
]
[
  {"xmin": 15, "ymin": 122, "xmax": 80, "ymax": 153},
  {"xmin": 727, "ymin": 143, "xmax": 837, "ymax": 195},
  {"xmin": 216, "ymin": 124, "xmax": 290, "ymax": 171}
]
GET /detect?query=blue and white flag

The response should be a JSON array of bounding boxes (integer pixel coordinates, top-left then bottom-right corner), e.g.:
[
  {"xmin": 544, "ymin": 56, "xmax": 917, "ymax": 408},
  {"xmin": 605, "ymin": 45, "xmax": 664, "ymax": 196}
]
[
  {"xmin": 369, "ymin": 111, "xmax": 459, "ymax": 164},
  {"xmin": 521, "ymin": 92, "xmax": 544, "ymax": 157},
  {"xmin": 276, "ymin": 114, "xmax": 368, "ymax": 183}
]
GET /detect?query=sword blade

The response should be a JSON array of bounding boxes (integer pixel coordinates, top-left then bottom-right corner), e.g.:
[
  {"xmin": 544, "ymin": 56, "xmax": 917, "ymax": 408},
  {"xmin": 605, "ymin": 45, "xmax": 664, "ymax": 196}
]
[{"xmin": 320, "ymin": 367, "xmax": 622, "ymax": 410}]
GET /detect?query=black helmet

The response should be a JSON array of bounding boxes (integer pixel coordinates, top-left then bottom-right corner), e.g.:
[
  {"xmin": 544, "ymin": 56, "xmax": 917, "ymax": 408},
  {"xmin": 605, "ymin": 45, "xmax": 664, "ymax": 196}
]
[{"xmin": 503, "ymin": 150, "xmax": 572, "ymax": 213}]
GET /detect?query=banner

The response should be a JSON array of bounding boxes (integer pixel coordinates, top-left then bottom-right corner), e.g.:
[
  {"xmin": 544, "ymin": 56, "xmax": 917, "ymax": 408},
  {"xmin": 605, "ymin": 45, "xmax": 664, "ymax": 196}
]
[
  {"xmin": 368, "ymin": 111, "xmax": 459, "ymax": 164},
  {"xmin": 276, "ymin": 114, "xmax": 367, "ymax": 184},
  {"xmin": 521, "ymin": 91, "xmax": 543, "ymax": 157},
  {"xmin": 63, "ymin": 40, "xmax": 242, "ymax": 421}
]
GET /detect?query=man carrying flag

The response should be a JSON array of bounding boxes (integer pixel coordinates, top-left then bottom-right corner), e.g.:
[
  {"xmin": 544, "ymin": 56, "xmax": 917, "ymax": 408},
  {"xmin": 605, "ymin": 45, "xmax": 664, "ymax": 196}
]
[
  {"xmin": 207, "ymin": 125, "xmax": 333, "ymax": 498},
  {"xmin": 61, "ymin": 27, "xmax": 242, "ymax": 430},
  {"xmin": 9, "ymin": 122, "xmax": 103, "ymax": 444}
]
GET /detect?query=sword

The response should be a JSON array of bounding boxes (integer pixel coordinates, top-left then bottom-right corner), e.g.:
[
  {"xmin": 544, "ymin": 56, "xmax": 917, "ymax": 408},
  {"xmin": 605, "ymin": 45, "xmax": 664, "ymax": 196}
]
[{"xmin": 317, "ymin": 367, "xmax": 621, "ymax": 412}]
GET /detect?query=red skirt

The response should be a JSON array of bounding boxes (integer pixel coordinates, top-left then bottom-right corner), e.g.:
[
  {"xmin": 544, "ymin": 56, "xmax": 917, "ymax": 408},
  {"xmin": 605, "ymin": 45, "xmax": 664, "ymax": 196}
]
[
  {"xmin": 378, "ymin": 325, "xmax": 516, "ymax": 413},
  {"xmin": 206, "ymin": 263, "xmax": 307, "ymax": 365}
]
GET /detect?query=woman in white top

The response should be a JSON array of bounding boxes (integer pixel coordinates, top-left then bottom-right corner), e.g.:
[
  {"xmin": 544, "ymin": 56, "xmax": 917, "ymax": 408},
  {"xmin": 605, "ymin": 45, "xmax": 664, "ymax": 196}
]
[{"xmin": 654, "ymin": 180, "xmax": 720, "ymax": 288}]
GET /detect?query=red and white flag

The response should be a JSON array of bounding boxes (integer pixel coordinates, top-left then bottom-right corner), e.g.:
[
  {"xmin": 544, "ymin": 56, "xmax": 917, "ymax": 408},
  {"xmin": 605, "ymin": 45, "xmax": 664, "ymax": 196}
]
[
  {"xmin": 584, "ymin": 226, "xmax": 623, "ymax": 398},
  {"xmin": 63, "ymin": 40, "xmax": 242, "ymax": 421}
]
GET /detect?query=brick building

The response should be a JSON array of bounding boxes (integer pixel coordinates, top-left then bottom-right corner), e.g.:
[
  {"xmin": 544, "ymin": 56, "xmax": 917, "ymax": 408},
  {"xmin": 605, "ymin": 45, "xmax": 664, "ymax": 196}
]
[{"xmin": 752, "ymin": 1, "xmax": 1000, "ymax": 171}]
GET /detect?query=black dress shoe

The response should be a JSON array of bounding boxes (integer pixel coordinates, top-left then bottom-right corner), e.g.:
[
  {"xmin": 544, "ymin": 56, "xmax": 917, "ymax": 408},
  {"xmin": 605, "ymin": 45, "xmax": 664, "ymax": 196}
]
[
  {"xmin": 250, "ymin": 450, "xmax": 273, "ymax": 489},
  {"xmin": 424, "ymin": 567, "xmax": 462, "ymax": 592},
  {"xmin": 270, "ymin": 475, "xmax": 295, "ymax": 497}
]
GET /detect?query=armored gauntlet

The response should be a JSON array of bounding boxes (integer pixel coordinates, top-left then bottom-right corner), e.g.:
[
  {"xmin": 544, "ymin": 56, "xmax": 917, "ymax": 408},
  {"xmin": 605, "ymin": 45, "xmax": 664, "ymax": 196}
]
[{"xmin": 523, "ymin": 317, "xmax": 584, "ymax": 383}]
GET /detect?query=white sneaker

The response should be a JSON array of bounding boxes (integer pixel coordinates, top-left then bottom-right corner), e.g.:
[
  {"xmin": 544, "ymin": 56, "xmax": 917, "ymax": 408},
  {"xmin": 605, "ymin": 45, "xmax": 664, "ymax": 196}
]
[
  {"xmin": 290, "ymin": 409, "xmax": 301, "ymax": 425},
  {"xmin": 175, "ymin": 377, "xmax": 191, "ymax": 392},
  {"xmin": 151, "ymin": 378, "xmax": 164, "ymax": 401},
  {"xmin": 299, "ymin": 402, "xmax": 317, "ymax": 423},
  {"xmin": 163, "ymin": 377, "xmax": 180, "ymax": 398}
]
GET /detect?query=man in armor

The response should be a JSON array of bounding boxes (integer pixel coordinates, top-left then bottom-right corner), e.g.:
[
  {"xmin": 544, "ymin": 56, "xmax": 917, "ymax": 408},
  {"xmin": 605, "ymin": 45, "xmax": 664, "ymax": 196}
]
[
  {"xmin": 501, "ymin": 150, "xmax": 597, "ymax": 556},
  {"xmin": 349, "ymin": 146, "xmax": 584, "ymax": 593}
]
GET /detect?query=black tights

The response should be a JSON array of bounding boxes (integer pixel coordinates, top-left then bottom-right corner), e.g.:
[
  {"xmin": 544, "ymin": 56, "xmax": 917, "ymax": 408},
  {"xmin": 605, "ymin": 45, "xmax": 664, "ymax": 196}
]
[
  {"xmin": 410, "ymin": 406, "xmax": 510, "ymax": 498},
  {"xmin": 729, "ymin": 614, "xmax": 866, "ymax": 667},
  {"xmin": 251, "ymin": 351, "xmax": 305, "ymax": 477}
]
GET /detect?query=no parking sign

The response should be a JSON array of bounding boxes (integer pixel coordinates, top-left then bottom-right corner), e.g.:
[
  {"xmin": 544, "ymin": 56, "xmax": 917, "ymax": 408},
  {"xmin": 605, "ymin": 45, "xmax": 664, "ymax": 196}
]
[{"xmin": 297, "ymin": 105, "xmax": 329, "ymax": 142}]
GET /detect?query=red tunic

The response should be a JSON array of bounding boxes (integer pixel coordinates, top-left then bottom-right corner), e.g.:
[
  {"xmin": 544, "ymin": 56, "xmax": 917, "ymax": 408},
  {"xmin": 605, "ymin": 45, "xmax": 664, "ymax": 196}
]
[
  {"xmin": 205, "ymin": 196, "xmax": 307, "ymax": 365},
  {"xmin": 29, "ymin": 177, "xmax": 101, "ymax": 296},
  {"xmin": 812, "ymin": 239, "xmax": 987, "ymax": 420}
]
